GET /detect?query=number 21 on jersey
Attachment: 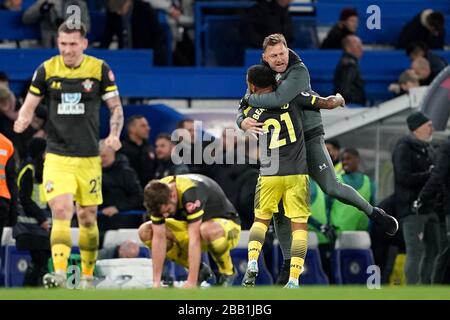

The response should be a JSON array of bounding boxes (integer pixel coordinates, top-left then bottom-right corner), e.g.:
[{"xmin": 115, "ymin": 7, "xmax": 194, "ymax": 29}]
[{"xmin": 263, "ymin": 112, "xmax": 297, "ymax": 149}]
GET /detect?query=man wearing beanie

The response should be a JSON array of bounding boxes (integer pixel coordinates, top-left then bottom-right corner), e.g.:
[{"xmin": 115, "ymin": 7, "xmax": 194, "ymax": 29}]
[
  {"xmin": 321, "ymin": 7, "xmax": 358, "ymax": 49},
  {"xmin": 392, "ymin": 111, "xmax": 440, "ymax": 284}
]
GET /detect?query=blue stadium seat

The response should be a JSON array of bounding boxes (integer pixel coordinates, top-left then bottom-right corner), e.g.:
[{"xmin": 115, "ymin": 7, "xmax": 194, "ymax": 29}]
[
  {"xmin": 3, "ymin": 246, "xmax": 31, "ymax": 288},
  {"xmin": 0, "ymin": 11, "xmax": 39, "ymax": 41},
  {"xmin": 331, "ymin": 231, "xmax": 375, "ymax": 284},
  {"xmin": 1, "ymin": 227, "xmax": 30, "ymax": 287}
]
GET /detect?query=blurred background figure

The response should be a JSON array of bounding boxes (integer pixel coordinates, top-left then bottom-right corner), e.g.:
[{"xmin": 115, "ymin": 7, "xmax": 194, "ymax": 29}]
[
  {"xmin": 397, "ymin": 9, "xmax": 445, "ymax": 49},
  {"xmin": 97, "ymin": 139, "xmax": 144, "ymax": 246},
  {"xmin": 0, "ymin": 0, "xmax": 22, "ymax": 11},
  {"xmin": 13, "ymin": 137, "xmax": 51, "ymax": 287},
  {"xmin": 333, "ymin": 35, "xmax": 366, "ymax": 105},
  {"xmin": 154, "ymin": 133, "xmax": 189, "ymax": 179},
  {"xmin": 321, "ymin": 7, "xmax": 358, "ymax": 49},
  {"xmin": 98, "ymin": 240, "xmax": 140, "ymax": 259},
  {"xmin": 392, "ymin": 112, "xmax": 440, "ymax": 285},
  {"xmin": 120, "ymin": 114, "xmax": 156, "ymax": 188},
  {"xmin": 101, "ymin": 0, "xmax": 168, "ymax": 65},
  {"xmin": 22, "ymin": 0, "xmax": 91, "ymax": 48},
  {"xmin": 406, "ymin": 42, "xmax": 448, "ymax": 78},
  {"xmin": 241, "ymin": 0, "xmax": 293, "ymax": 49}
]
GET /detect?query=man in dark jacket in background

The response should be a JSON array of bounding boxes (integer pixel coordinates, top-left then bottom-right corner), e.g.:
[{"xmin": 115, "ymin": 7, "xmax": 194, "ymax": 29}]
[
  {"xmin": 415, "ymin": 136, "xmax": 450, "ymax": 284},
  {"xmin": 333, "ymin": 35, "xmax": 366, "ymax": 105},
  {"xmin": 154, "ymin": 133, "xmax": 189, "ymax": 179},
  {"xmin": 120, "ymin": 114, "xmax": 156, "ymax": 188},
  {"xmin": 98, "ymin": 139, "xmax": 144, "ymax": 244},
  {"xmin": 14, "ymin": 137, "xmax": 50, "ymax": 287},
  {"xmin": 242, "ymin": 0, "xmax": 293, "ymax": 49},
  {"xmin": 321, "ymin": 7, "xmax": 358, "ymax": 49},
  {"xmin": 392, "ymin": 111, "xmax": 440, "ymax": 284}
]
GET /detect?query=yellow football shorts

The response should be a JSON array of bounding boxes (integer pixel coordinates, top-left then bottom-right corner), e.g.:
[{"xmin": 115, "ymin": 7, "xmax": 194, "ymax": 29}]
[
  {"xmin": 162, "ymin": 217, "xmax": 241, "ymax": 252},
  {"xmin": 43, "ymin": 153, "xmax": 102, "ymax": 206},
  {"xmin": 254, "ymin": 174, "xmax": 311, "ymax": 223}
]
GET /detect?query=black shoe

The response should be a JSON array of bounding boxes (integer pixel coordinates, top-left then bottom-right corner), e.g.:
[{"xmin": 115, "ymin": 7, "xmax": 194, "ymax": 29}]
[
  {"xmin": 216, "ymin": 268, "xmax": 237, "ymax": 287},
  {"xmin": 198, "ymin": 262, "xmax": 216, "ymax": 285},
  {"xmin": 371, "ymin": 207, "xmax": 399, "ymax": 236},
  {"xmin": 276, "ymin": 259, "xmax": 290, "ymax": 285}
]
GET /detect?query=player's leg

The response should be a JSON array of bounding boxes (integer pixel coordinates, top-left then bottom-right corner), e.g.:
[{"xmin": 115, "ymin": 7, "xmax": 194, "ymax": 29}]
[
  {"xmin": 76, "ymin": 204, "xmax": 99, "ymax": 288},
  {"xmin": 306, "ymin": 135, "xmax": 398, "ymax": 235},
  {"xmin": 282, "ymin": 174, "xmax": 311, "ymax": 288},
  {"xmin": 272, "ymin": 207, "xmax": 292, "ymax": 284},
  {"xmin": 43, "ymin": 194, "xmax": 74, "ymax": 288},
  {"xmin": 138, "ymin": 220, "xmax": 189, "ymax": 267},
  {"xmin": 243, "ymin": 176, "xmax": 282, "ymax": 287},
  {"xmin": 42, "ymin": 154, "xmax": 78, "ymax": 288},
  {"xmin": 139, "ymin": 219, "xmax": 213, "ymax": 285},
  {"xmin": 74, "ymin": 156, "xmax": 103, "ymax": 288},
  {"xmin": 200, "ymin": 218, "xmax": 241, "ymax": 286}
]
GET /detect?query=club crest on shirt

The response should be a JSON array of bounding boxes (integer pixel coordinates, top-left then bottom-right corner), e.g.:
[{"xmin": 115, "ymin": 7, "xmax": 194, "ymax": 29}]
[
  {"xmin": 185, "ymin": 200, "xmax": 201, "ymax": 214},
  {"xmin": 82, "ymin": 79, "xmax": 94, "ymax": 92}
]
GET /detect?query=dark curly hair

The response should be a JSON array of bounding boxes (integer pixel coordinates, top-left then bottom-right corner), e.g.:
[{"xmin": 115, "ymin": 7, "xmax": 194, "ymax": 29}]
[{"xmin": 143, "ymin": 180, "xmax": 171, "ymax": 217}]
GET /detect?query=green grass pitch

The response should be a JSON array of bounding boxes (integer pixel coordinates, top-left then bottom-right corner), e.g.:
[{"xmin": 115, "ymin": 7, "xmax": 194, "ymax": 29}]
[{"xmin": 0, "ymin": 286, "xmax": 449, "ymax": 300}]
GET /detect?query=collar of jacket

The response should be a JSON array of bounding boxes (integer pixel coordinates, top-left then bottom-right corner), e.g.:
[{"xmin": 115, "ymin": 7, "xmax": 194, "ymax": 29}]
[{"xmin": 406, "ymin": 133, "xmax": 431, "ymax": 150}]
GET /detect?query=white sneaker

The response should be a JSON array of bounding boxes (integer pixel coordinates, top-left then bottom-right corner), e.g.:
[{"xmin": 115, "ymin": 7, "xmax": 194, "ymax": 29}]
[
  {"xmin": 241, "ymin": 260, "xmax": 258, "ymax": 287},
  {"xmin": 43, "ymin": 272, "xmax": 67, "ymax": 289},
  {"xmin": 79, "ymin": 275, "xmax": 95, "ymax": 290}
]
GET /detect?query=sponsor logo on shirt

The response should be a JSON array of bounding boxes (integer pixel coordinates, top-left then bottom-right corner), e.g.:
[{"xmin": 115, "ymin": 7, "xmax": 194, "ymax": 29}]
[{"xmin": 58, "ymin": 93, "xmax": 85, "ymax": 115}]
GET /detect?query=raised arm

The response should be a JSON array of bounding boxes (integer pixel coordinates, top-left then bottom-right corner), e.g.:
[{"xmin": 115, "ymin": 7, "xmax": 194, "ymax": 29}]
[{"xmin": 248, "ymin": 64, "xmax": 311, "ymax": 109}]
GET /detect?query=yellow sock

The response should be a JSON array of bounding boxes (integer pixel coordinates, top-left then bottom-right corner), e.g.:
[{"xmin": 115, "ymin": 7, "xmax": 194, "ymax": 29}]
[
  {"xmin": 79, "ymin": 223, "xmax": 99, "ymax": 277},
  {"xmin": 208, "ymin": 237, "xmax": 234, "ymax": 275},
  {"xmin": 50, "ymin": 219, "xmax": 72, "ymax": 273},
  {"xmin": 290, "ymin": 230, "xmax": 308, "ymax": 281},
  {"xmin": 248, "ymin": 221, "xmax": 268, "ymax": 261}
]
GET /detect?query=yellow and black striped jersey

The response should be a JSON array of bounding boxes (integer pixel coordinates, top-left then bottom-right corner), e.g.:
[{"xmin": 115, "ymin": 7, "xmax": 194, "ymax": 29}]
[
  {"xmin": 243, "ymin": 98, "xmax": 308, "ymax": 176},
  {"xmin": 29, "ymin": 54, "xmax": 119, "ymax": 157},
  {"xmin": 150, "ymin": 174, "xmax": 240, "ymax": 225}
]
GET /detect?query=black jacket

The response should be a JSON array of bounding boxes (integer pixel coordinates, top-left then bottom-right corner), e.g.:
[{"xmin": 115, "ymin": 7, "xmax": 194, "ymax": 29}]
[
  {"xmin": 17, "ymin": 161, "xmax": 47, "ymax": 225},
  {"xmin": 392, "ymin": 134, "xmax": 434, "ymax": 218},
  {"xmin": 100, "ymin": 155, "xmax": 144, "ymax": 212},
  {"xmin": 241, "ymin": 0, "xmax": 293, "ymax": 49},
  {"xmin": 397, "ymin": 12, "xmax": 445, "ymax": 49},
  {"xmin": 333, "ymin": 52, "xmax": 366, "ymax": 105},
  {"xmin": 321, "ymin": 24, "xmax": 354, "ymax": 49},
  {"xmin": 119, "ymin": 136, "xmax": 156, "ymax": 188},
  {"xmin": 418, "ymin": 138, "xmax": 450, "ymax": 215}
]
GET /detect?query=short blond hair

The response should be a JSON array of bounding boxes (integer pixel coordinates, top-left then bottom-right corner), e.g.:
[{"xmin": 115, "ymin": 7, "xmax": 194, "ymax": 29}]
[{"xmin": 262, "ymin": 33, "xmax": 287, "ymax": 51}]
